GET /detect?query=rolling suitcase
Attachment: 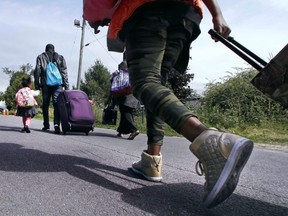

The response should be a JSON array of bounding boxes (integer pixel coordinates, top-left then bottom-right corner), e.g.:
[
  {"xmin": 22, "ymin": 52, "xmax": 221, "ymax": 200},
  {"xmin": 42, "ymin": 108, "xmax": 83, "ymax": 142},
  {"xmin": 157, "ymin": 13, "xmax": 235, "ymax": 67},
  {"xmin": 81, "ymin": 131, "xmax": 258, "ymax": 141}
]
[
  {"xmin": 57, "ymin": 90, "xmax": 95, "ymax": 135},
  {"xmin": 208, "ymin": 29, "xmax": 288, "ymax": 108}
]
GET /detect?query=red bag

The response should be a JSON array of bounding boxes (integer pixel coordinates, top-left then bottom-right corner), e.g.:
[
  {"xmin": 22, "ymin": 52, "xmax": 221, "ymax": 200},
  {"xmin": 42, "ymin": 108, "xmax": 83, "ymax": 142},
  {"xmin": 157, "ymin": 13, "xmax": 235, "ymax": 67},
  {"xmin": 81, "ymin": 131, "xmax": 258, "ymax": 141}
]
[{"xmin": 83, "ymin": 0, "xmax": 121, "ymax": 23}]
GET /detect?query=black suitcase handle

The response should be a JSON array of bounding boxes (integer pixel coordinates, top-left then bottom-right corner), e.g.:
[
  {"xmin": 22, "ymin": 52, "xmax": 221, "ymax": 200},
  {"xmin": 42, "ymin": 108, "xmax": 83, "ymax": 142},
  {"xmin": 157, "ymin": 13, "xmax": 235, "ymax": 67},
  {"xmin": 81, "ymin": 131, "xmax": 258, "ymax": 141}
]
[{"xmin": 208, "ymin": 29, "xmax": 267, "ymax": 71}]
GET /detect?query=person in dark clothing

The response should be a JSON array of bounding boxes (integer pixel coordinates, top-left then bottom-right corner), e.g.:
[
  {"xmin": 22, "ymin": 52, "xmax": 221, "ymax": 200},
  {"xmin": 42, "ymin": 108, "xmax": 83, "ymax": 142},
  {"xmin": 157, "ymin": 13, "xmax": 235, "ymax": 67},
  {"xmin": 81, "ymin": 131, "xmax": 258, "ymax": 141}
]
[
  {"xmin": 115, "ymin": 94, "xmax": 140, "ymax": 140},
  {"xmin": 34, "ymin": 44, "xmax": 69, "ymax": 134},
  {"xmin": 112, "ymin": 61, "xmax": 140, "ymax": 140}
]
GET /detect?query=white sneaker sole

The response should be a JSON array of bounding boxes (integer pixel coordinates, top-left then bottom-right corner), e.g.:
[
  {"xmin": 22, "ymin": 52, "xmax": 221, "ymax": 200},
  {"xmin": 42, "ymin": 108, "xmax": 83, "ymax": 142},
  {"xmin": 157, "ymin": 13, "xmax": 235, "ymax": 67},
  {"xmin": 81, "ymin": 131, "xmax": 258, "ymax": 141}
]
[
  {"xmin": 131, "ymin": 166, "xmax": 162, "ymax": 182},
  {"xmin": 204, "ymin": 138, "xmax": 254, "ymax": 208}
]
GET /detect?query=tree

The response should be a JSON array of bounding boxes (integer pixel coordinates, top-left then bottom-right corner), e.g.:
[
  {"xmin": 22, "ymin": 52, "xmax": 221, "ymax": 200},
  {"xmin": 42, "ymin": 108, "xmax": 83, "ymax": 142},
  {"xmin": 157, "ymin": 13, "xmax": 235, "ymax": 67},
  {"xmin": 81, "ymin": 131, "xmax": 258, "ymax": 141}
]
[
  {"xmin": 80, "ymin": 60, "xmax": 112, "ymax": 106},
  {"xmin": 0, "ymin": 92, "xmax": 4, "ymax": 101},
  {"xmin": 2, "ymin": 63, "xmax": 33, "ymax": 78},
  {"xmin": 168, "ymin": 68, "xmax": 195, "ymax": 103},
  {"xmin": 1, "ymin": 64, "xmax": 34, "ymax": 110},
  {"xmin": 4, "ymin": 72, "xmax": 29, "ymax": 110},
  {"xmin": 196, "ymin": 67, "xmax": 287, "ymax": 128}
]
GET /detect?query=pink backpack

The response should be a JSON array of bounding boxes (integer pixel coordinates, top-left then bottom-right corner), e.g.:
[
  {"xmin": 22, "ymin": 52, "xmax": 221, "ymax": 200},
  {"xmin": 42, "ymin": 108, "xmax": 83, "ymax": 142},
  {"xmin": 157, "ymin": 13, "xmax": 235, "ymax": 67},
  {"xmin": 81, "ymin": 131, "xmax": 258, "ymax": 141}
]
[{"xmin": 16, "ymin": 87, "xmax": 36, "ymax": 108}]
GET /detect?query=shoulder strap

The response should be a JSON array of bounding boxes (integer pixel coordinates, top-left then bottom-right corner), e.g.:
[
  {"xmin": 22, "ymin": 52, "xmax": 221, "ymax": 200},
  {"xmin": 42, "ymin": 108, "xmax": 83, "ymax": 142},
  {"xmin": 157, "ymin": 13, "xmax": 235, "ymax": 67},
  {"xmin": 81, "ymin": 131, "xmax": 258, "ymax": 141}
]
[
  {"xmin": 45, "ymin": 52, "xmax": 59, "ymax": 63},
  {"xmin": 45, "ymin": 52, "xmax": 61, "ymax": 70},
  {"xmin": 44, "ymin": 52, "xmax": 52, "ymax": 63}
]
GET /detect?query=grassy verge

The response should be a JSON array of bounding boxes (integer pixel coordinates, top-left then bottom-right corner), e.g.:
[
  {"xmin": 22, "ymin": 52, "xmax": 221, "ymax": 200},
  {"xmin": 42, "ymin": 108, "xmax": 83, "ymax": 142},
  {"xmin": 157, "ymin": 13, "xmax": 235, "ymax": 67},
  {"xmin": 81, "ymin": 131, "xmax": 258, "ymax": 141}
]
[{"xmin": 32, "ymin": 106, "xmax": 288, "ymax": 148}]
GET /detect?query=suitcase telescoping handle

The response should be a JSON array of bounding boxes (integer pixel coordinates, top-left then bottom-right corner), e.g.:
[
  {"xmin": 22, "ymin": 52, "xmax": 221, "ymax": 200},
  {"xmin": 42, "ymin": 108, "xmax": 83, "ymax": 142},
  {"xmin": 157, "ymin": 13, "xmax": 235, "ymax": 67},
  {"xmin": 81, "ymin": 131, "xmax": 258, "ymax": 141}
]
[{"xmin": 208, "ymin": 29, "xmax": 267, "ymax": 72}]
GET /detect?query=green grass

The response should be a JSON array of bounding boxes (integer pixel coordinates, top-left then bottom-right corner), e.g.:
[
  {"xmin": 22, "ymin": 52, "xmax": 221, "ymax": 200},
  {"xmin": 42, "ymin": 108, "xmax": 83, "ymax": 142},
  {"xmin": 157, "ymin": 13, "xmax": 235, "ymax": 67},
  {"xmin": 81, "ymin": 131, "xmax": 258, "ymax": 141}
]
[
  {"xmin": 233, "ymin": 124, "xmax": 288, "ymax": 144},
  {"xmin": 32, "ymin": 106, "xmax": 288, "ymax": 148},
  {"xmin": 33, "ymin": 106, "xmax": 176, "ymax": 136}
]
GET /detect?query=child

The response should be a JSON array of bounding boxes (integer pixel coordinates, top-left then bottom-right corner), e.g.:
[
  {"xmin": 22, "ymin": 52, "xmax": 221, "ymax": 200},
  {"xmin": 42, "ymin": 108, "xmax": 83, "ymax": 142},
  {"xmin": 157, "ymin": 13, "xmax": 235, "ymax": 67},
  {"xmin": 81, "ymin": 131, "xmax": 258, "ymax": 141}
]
[{"xmin": 16, "ymin": 76, "xmax": 40, "ymax": 133}]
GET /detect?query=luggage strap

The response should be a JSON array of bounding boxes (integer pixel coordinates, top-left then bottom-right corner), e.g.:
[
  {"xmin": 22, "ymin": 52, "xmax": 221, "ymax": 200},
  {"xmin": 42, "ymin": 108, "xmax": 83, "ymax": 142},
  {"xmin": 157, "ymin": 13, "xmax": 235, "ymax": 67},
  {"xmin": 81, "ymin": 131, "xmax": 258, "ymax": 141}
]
[{"xmin": 208, "ymin": 29, "xmax": 267, "ymax": 71}]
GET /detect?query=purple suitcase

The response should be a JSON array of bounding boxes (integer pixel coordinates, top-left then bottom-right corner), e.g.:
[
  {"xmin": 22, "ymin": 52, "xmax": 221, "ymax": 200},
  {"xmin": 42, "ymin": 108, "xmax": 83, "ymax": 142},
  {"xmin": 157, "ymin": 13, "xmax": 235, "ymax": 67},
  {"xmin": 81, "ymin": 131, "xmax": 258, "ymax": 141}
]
[{"xmin": 57, "ymin": 90, "xmax": 95, "ymax": 135}]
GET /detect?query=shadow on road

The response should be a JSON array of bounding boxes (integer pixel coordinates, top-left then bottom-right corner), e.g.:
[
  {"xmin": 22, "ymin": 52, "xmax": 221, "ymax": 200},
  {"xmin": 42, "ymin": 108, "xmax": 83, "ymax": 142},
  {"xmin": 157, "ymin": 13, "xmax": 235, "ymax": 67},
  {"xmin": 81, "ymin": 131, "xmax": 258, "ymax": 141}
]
[
  {"xmin": 0, "ymin": 125, "xmax": 22, "ymax": 132},
  {"xmin": 0, "ymin": 143, "xmax": 286, "ymax": 216},
  {"xmin": 0, "ymin": 125, "xmax": 120, "ymax": 138},
  {"xmin": 121, "ymin": 182, "xmax": 288, "ymax": 216}
]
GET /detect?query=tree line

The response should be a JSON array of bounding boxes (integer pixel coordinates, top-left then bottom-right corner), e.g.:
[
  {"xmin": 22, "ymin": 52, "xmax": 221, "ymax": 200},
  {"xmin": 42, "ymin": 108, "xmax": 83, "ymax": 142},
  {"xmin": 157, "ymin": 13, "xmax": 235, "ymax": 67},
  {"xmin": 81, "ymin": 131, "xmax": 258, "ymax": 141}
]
[{"xmin": 1, "ymin": 61, "xmax": 287, "ymax": 132}]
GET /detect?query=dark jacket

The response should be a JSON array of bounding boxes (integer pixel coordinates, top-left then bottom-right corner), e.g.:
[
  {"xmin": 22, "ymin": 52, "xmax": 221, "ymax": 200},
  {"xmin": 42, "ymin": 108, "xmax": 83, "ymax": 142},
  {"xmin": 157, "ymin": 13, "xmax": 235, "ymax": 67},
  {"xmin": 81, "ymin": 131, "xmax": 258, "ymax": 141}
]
[
  {"xmin": 114, "ymin": 94, "xmax": 140, "ymax": 109},
  {"xmin": 34, "ymin": 52, "xmax": 69, "ymax": 90}
]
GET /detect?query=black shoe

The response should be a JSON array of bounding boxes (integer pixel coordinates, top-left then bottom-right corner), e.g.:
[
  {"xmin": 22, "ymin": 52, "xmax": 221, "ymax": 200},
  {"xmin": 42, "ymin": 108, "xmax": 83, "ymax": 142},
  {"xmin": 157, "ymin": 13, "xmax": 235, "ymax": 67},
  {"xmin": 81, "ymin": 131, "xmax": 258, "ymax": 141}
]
[
  {"xmin": 116, "ymin": 133, "xmax": 123, "ymax": 138},
  {"xmin": 24, "ymin": 126, "xmax": 31, "ymax": 133},
  {"xmin": 128, "ymin": 130, "xmax": 140, "ymax": 140},
  {"xmin": 54, "ymin": 125, "xmax": 61, "ymax": 134},
  {"xmin": 42, "ymin": 127, "xmax": 50, "ymax": 131},
  {"xmin": 20, "ymin": 128, "xmax": 25, "ymax": 133}
]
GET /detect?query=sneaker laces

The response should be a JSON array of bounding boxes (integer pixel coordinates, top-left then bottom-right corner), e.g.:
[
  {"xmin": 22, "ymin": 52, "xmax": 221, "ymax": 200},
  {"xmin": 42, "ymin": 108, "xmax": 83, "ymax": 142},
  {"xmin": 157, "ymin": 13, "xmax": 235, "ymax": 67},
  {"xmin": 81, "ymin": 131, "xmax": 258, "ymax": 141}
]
[
  {"xmin": 195, "ymin": 160, "xmax": 204, "ymax": 176},
  {"xmin": 153, "ymin": 157, "xmax": 161, "ymax": 172}
]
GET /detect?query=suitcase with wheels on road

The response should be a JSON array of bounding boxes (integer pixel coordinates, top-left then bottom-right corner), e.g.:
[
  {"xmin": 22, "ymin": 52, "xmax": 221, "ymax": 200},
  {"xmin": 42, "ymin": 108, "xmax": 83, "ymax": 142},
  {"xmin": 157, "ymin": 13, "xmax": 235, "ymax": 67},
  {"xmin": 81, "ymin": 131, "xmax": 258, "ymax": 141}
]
[{"xmin": 57, "ymin": 90, "xmax": 95, "ymax": 135}]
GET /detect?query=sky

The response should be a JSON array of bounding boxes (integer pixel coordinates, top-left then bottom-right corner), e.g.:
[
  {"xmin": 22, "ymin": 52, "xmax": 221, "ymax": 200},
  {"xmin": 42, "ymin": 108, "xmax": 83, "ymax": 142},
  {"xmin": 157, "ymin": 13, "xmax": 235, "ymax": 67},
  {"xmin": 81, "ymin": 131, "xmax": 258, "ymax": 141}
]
[{"xmin": 0, "ymin": 0, "xmax": 287, "ymax": 95}]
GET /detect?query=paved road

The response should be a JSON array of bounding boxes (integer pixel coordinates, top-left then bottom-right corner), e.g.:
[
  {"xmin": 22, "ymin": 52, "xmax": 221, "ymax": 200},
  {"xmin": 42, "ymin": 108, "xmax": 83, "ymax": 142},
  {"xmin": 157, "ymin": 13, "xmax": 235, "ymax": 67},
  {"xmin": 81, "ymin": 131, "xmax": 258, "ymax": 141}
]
[{"xmin": 0, "ymin": 115, "xmax": 287, "ymax": 216}]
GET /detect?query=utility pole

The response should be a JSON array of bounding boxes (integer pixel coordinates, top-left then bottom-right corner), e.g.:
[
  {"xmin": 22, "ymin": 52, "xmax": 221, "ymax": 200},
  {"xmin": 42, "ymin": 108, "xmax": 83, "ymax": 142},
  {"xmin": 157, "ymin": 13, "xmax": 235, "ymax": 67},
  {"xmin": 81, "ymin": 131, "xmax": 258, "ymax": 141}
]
[{"xmin": 76, "ymin": 19, "xmax": 86, "ymax": 90}]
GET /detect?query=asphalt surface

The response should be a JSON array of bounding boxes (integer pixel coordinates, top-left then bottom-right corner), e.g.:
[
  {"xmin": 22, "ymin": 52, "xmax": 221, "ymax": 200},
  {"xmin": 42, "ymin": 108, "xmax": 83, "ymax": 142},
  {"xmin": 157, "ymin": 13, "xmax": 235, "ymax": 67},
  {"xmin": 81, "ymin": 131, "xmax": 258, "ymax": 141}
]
[{"xmin": 0, "ymin": 115, "xmax": 287, "ymax": 216}]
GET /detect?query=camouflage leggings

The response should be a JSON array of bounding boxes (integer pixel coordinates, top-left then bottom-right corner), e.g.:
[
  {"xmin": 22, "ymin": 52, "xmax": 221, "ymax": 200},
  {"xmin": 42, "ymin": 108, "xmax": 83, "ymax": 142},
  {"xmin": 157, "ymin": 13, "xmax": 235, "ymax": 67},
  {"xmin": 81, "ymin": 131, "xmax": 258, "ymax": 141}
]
[{"xmin": 125, "ymin": 14, "xmax": 199, "ymax": 145}]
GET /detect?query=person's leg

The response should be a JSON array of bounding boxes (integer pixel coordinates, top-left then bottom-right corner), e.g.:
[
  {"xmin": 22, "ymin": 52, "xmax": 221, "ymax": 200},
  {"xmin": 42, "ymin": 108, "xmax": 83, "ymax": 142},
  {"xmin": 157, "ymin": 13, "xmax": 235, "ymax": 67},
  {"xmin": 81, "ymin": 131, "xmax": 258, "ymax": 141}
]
[
  {"xmin": 42, "ymin": 86, "xmax": 52, "ymax": 130},
  {"xmin": 126, "ymin": 15, "xmax": 198, "ymax": 147},
  {"xmin": 24, "ymin": 116, "xmax": 32, "ymax": 133},
  {"xmin": 52, "ymin": 86, "xmax": 63, "ymax": 134},
  {"xmin": 150, "ymin": 21, "xmax": 254, "ymax": 207},
  {"xmin": 117, "ymin": 104, "xmax": 139, "ymax": 138},
  {"xmin": 126, "ymin": 13, "xmax": 253, "ymax": 208},
  {"xmin": 145, "ymin": 109, "xmax": 164, "ymax": 153},
  {"xmin": 117, "ymin": 104, "xmax": 128, "ymax": 135},
  {"xmin": 25, "ymin": 116, "xmax": 32, "ymax": 127},
  {"xmin": 21, "ymin": 117, "xmax": 26, "ymax": 132},
  {"xmin": 126, "ymin": 15, "xmax": 194, "ymax": 181},
  {"xmin": 22, "ymin": 117, "xmax": 25, "ymax": 127},
  {"xmin": 126, "ymin": 107, "xmax": 139, "ymax": 140},
  {"xmin": 23, "ymin": 116, "xmax": 31, "ymax": 133}
]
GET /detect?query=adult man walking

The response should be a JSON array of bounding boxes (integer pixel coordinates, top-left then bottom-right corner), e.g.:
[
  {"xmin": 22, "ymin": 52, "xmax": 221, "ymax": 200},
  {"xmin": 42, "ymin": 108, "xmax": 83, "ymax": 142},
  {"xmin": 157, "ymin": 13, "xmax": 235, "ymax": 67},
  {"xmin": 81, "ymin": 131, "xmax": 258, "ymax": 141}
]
[{"xmin": 34, "ymin": 44, "xmax": 69, "ymax": 134}]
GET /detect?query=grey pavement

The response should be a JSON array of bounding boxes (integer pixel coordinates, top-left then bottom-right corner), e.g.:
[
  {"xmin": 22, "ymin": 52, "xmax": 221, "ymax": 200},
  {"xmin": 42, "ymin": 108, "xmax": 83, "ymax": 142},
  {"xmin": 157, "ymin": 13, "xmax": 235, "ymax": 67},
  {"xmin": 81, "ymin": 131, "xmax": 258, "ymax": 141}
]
[{"xmin": 0, "ymin": 115, "xmax": 287, "ymax": 216}]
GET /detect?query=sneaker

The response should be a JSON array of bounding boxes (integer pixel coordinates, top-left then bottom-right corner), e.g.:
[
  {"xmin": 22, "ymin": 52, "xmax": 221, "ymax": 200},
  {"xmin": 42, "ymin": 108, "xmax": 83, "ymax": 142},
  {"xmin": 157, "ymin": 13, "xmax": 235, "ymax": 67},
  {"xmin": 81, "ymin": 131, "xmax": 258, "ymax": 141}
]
[
  {"xmin": 131, "ymin": 151, "xmax": 162, "ymax": 182},
  {"xmin": 54, "ymin": 125, "xmax": 61, "ymax": 134},
  {"xmin": 24, "ymin": 126, "xmax": 31, "ymax": 133},
  {"xmin": 189, "ymin": 129, "xmax": 253, "ymax": 208},
  {"xmin": 128, "ymin": 130, "xmax": 140, "ymax": 140}
]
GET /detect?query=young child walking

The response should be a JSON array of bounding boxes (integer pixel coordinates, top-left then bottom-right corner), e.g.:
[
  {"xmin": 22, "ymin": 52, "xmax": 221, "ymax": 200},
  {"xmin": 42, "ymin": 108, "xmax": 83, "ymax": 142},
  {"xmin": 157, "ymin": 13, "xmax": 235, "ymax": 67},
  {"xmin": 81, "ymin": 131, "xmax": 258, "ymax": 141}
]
[{"xmin": 16, "ymin": 76, "xmax": 40, "ymax": 133}]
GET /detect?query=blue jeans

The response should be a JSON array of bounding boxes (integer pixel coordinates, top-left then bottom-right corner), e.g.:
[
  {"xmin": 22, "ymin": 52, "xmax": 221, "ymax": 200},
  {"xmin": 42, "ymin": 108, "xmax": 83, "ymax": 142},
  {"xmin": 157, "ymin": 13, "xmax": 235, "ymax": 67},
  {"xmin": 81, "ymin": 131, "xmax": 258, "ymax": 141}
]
[{"xmin": 41, "ymin": 85, "xmax": 63, "ymax": 128}]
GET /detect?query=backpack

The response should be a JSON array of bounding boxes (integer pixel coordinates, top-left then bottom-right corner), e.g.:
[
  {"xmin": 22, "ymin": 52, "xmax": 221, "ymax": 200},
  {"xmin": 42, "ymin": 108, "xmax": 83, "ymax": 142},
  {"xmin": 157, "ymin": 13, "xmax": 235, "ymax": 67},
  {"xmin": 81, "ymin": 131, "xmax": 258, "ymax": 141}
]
[
  {"xmin": 111, "ymin": 69, "xmax": 132, "ymax": 95},
  {"xmin": 16, "ymin": 87, "xmax": 36, "ymax": 108},
  {"xmin": 46, "ymin": 61, "xmax": 63, "ymax": 86}
]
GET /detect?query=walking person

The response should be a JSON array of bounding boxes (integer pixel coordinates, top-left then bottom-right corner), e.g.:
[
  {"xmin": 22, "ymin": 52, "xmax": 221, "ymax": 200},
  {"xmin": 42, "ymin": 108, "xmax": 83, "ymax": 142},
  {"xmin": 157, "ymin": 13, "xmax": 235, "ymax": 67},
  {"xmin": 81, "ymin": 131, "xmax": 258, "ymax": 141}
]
[
  {"xmin": 111, "ymin": 61, "xmax": 140, "ymax": 140},
  {"xmin": 84, "ymin": 0, "xmax": 254, "ymax": 208},
  {"xmin": 16, "ymin": 76, "xmax": 40, "ymax": 133},
  {"xmin": 34, "ymin": 44, "xmax": 69, "ymax": 134}
]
